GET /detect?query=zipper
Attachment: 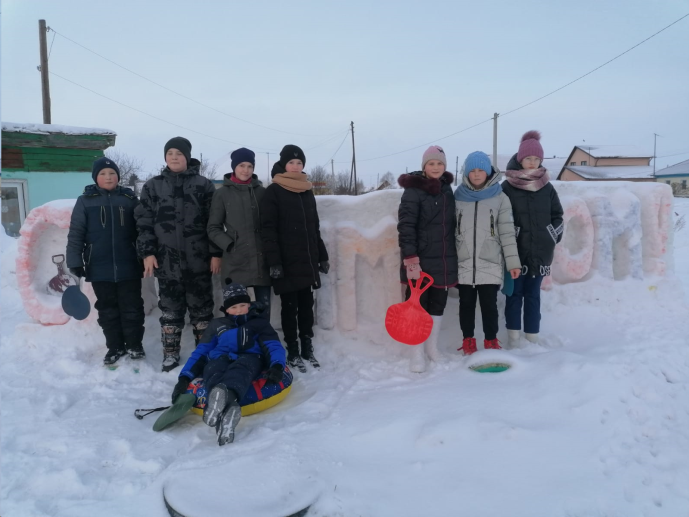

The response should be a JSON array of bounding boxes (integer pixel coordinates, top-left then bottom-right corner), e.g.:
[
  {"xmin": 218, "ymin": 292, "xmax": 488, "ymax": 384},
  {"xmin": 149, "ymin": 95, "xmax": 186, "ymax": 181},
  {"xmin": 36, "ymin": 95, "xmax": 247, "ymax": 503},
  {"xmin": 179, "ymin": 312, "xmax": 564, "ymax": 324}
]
[
  {"xmin": 119, "ymin": 206, "xmax": 125, "ymax": 226},
  {"xmin": 472, "ymin": 201, "xmax": 478, "ymax": 287},
  {"xmin": 299, "ymin": 195, "xmax": 317, "ymax": 283},
  {"xmin": 108, "ymin": 192, "xmax": 118, "ymax": 282},
  {"xmin": 490, "ymin": 209, "xmax": 495, "ymax": 237}
]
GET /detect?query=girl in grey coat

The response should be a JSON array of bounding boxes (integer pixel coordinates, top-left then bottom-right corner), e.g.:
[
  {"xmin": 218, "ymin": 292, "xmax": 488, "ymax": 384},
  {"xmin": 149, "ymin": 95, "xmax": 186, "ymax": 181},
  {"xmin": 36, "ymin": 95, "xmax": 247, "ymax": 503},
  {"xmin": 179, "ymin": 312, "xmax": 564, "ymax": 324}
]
[
  {"xmin": 454, "ymin": 152, "xmax": 521, "ymax": 355},
  {"xmin": 207, "ymin": 148, "xmax": 272, "ymax": 319}
]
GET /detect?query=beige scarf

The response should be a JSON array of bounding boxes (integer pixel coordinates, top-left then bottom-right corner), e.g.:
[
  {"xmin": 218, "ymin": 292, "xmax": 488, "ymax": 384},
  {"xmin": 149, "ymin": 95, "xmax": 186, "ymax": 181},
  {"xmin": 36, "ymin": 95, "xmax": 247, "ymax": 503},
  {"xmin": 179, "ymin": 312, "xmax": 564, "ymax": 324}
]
[{"xmin": 272, "ymin": 171, "xmax": 312, "ymax": 193}]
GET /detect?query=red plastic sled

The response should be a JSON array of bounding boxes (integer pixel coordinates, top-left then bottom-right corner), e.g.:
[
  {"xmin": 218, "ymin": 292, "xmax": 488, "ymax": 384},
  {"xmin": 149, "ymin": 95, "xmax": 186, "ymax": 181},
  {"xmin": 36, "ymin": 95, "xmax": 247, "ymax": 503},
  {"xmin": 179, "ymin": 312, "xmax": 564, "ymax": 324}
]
[{"xmin": 385, "ymin": 272, "xmax": 434, "ymax": 345}]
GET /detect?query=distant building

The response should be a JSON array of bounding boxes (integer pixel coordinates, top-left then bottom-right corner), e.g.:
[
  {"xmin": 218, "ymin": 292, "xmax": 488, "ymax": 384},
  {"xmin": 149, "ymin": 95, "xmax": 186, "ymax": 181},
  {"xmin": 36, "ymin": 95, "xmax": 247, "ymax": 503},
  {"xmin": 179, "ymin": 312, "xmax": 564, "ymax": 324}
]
[
  {"xmin": 556, "ymin": 145, "xmax": 654, "ymax": 182},
  {"xmin": 1, "ymin": 122, "xmax": 116, "ymax": 236},
  {"xmin": 655, "ymin": 158, "xmax": 689, "ymax": 196}
]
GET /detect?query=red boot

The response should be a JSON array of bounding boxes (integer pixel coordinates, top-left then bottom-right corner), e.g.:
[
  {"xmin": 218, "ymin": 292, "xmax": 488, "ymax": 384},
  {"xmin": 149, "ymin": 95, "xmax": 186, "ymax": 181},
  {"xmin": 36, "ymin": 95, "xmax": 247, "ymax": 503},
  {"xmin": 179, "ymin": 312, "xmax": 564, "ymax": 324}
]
[
  {"xmin": 459, "ymin": 337, "xmax": 477, "ymax": 355},
  {"xmin": 484, "ymin": 338, "xmax": 502, "ymax": 350}
]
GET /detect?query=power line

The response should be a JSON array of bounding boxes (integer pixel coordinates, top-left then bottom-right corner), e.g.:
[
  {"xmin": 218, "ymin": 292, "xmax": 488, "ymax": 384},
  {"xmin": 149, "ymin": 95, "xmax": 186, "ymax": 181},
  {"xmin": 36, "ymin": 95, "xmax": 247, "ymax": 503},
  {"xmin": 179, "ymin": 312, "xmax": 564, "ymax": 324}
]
[
  {"xmin": 304, "ymin": 129, "xmax": 351, "ymax": 151},
  {"xmin": 658, "ymin": 150, "xmax": 689, "ymax": 159},
  {"xmin": 322, "ymin": 129, "xmax": 351, "ymax": 167},
  {"xmin": 48, "ymin": 27, "xmax": 342, "ymax": 139}
]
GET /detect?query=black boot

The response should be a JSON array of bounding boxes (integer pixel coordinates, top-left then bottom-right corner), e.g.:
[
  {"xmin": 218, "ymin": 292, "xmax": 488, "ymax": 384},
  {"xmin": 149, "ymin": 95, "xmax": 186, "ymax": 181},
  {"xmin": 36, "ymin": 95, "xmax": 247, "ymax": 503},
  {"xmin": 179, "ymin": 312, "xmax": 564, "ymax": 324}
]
[
  {"xmin": 300, "ymin": 337, "xmax": 320, "ymax": 368},
  {"xmin": 193, "ymin": 321, "xmax": 210, "ymax": 347},
  {"xmin": 286, "ymin": 341, "xmax": 306, "ymax": 373},
  {"xmin": 102, "ymin": 327, "xmax": 127, "ymax": 366},
  {"xmin": 124, "ymin": 324, "xmax": 146, "ymax": 360},
  {"xmin": 104, "ymin": 348, "xmax": 127, "ymax": 365},
  {"xmin": 161, "ymin": 325, "xmax": 182, "ymax": 372}
]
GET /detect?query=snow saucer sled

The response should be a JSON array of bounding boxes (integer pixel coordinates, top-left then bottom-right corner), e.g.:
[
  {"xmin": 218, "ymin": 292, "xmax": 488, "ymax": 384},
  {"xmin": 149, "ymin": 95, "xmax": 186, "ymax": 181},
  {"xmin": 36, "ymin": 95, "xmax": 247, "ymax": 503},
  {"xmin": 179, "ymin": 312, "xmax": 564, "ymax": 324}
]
[{"xmin": 469, "ymin": 362, "xmax": 511, "ymax": 373}]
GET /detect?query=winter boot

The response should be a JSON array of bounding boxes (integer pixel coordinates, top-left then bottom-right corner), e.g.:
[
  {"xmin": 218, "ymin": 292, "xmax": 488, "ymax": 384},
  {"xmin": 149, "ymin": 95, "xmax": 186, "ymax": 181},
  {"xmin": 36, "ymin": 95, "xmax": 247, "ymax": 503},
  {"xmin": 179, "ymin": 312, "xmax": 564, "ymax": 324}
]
[
  {"xmin": 127, "ymin": 346, "xmax": 146, "ymax": 360},
  {"xmin": 193, "ymin": 321, "xmax": 210, "ymax": 347},
  {"xmin": 161, "ymin": 325, "xmax": 182, "ymax": 372},
  {"xmin": 217, "ymin": 395, "xmax": 242, "ymax": 446},
  {"xmin": 459, "ymin": 337, "xmax": 477, "ymax": 356},
  {"xmin": 103, "ymin": 348, "xmax": 127, "ymax": 366},
  {"xmin": 123, "ymin": 323, "xmax": 146, "ymax": 360},
  {"xmin": 424, "ymin": 315, "xmax": 443, "ymax": 362},
  {"xmin": 525, "ymin": 333, "xmax": 539, "ymax": 344},
  {"xmin": 507, "ymin": 329, "xmax": 521, "ymax": 348},
  {"xmin": 287, "ymin": 341, "xmax": 306, "ymax": 373},
  {"xmin": 203, "ymin": 384, "xmax": 229, "ymax": 428},
  {"xmin": 484, "ymin": 338, "xmax": 502, "ymax": 350},
  {"xmin": 300, "ymin": 337, "xmax": 320, "ymax": 368},
  {"xmin": 409, "ymin": 344, "xmax": 427, "ymax": 373}
]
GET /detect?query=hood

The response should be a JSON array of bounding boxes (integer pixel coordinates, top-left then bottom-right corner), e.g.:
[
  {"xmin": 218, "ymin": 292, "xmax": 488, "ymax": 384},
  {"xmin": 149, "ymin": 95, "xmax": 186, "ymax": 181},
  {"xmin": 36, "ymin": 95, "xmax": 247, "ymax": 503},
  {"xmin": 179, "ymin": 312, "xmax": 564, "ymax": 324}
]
[
  {"xmin": 505, "ymin": 154, "xmax": 523, "ymax": 171},
  {"xmin": 222, "ymin": 173, "xmax": 263, "ymax": 188},
  {"xmin": 460, "ymin": 166, "xmax": 502, "ymax": 192},
  {"xmin": 397, "ymin": 170, "xmax": 454, "ymax": 195},
  {"xmin": 83, "ymin": 184, "xmax": 136, "ymax": 197},
  {"xmin": 162, "ymin": 157, "xmax": 202, "ymax": 178}
]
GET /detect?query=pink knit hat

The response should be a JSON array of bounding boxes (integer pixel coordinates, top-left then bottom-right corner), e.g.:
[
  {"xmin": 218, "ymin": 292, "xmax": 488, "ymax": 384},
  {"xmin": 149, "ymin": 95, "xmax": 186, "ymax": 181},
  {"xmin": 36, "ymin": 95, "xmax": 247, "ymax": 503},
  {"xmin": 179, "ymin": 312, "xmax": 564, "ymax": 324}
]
[
  {"xmin": 517, "ymin": 130, "xmax": 544, "ymax": 162},
  {"xmin": 421, "ymin": 145, "xmax": 447, "ymax": 170}
]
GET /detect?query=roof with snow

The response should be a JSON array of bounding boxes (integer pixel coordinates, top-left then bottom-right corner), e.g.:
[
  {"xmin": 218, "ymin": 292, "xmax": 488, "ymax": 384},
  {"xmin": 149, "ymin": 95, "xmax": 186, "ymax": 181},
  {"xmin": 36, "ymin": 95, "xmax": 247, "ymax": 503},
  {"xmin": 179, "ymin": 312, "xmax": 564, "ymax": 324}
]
[
  {"xmin": 565, "ymin": 165, "xmax": 655, "ymax": 180},
  {"xmin": 575, "ymin": 145, "xmax": 651, "ymax": 159},
  {"xmin": 655, "ymin": 159, "xmax": 689, "ymax": 177},
  {"xmin": 2, "ymin": 122, "xmax": 116, "ymax": 136}
]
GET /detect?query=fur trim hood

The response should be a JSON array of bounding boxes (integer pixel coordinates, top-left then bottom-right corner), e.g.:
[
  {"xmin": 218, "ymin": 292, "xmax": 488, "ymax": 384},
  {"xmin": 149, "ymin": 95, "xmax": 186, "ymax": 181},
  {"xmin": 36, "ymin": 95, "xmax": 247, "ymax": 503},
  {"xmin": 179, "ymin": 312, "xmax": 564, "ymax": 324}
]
[{"xmin": 397, "ymin": 171, "xmax": 454, "ymax": 195}]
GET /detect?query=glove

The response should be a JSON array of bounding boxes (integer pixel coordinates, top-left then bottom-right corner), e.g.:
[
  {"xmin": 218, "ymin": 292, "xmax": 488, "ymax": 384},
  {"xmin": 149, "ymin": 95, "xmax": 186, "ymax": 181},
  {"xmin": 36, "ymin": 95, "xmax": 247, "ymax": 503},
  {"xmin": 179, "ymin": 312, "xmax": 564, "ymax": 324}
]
[
  {"xmin": 171, "ymin": 376, "xmax": 191, "ymax": 403},
  {"xmin": 69, "ymin": 267, "xmax": 85, "ymax": 278},
  {"xmin": 270, "ymin": 265, "xmax": 284, "ymax": 279},
  {"xmin": 266, "ymin": 363, "xmax": 284, "ymax": 385},
  {"xmin": 403, "ymin": 256, "xmax": 421, "ymax": 280},
  {"xmin": 318, "ymin": 261, "xmax": 330, "ymax": 274}
]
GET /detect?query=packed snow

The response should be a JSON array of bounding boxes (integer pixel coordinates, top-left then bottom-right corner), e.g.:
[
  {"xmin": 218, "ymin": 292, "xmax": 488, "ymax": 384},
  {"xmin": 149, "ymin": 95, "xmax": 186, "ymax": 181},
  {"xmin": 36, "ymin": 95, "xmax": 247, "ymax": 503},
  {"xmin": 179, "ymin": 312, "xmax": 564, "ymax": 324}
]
[
  {"xmin": 1, "ymin": 187, "xmax": 688, "ymax": 517},
  {"xmin": 2, "ymin": 122, "xmax": 116, "ymax": 136}
]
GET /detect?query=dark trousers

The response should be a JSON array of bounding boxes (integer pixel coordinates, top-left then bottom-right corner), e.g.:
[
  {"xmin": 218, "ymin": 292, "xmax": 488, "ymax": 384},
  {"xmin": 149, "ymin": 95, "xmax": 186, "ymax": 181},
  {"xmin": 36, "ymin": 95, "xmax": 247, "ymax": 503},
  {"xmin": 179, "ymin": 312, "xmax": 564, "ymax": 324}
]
[
  {"xmin": 404, "ymin": 285, "xmax": 449, "ymax": 317},
  {"xmin": 157, "ymin": 273, "xmax": 214, "ymax": 329},
  {"xmin": 457, "ymin": 284, "xmax": 499, "ymax": 340},
  {"xmin": 203, "ymin": 354, "xmax": 263, "ymax": 400},
  {"xmin": 505, "ymin": 274, "xmax": 543, "ymax": 334},
  {"xmin": 253, "ymin": 285, "xmax": 272, "ymax": 322},
  {"xmin": 92, "ymin": 278, "xmax": 145, "ymax": 351},
  {"xmin": 280, "ymin": 288, "xmax": 314, "ymax": 343}
]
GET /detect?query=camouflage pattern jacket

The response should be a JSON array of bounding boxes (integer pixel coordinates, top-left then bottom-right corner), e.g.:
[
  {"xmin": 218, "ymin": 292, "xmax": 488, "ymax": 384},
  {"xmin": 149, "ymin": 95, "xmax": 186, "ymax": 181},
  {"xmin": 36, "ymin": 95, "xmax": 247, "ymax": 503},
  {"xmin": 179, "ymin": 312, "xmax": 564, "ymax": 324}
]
[{"xmin": 134, "ymin": 159, "xmax": 221, "ymax": 280}]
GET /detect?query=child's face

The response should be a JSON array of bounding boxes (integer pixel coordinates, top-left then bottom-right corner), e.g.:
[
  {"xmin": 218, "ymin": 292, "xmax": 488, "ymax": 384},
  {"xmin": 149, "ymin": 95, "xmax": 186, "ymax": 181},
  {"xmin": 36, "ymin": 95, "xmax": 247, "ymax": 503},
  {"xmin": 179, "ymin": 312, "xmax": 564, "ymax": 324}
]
[
  {"xmin": 423, "ymin": 160, "xmax": 445, "ymax": 179},
  {"xmin": 96, "ymin": 168, "xmax": 119, "ymax": 190},
  {"xmin": 234, "ymin": 162, "xmax": 254, "ymax": 182},
  {"xmin": 225, "ymin": 302, "xmax": 250, "ymax": 316},
  {"xmin": 520, "ymin": 156, "xmax": 541, "ymax": 170},
  {"xmin": 165, "ymin": 149, "xmax": 188, "ymax": 173},
  {"xmin": 468, "ymin": 168, "xmax": 489, "ymax": 188},
  {"xmin": 285, "ymin": 159, "xmax": 304, "ymax": 174}
]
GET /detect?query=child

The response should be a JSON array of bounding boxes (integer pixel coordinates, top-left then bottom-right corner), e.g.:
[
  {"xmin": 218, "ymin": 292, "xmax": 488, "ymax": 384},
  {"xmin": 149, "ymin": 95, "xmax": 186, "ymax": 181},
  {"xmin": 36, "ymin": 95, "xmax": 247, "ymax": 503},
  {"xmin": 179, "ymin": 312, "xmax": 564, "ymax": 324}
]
[
  {"xmin": 66, "ymin": 157, "xmax": 145, "ymax": 365},
  {"xmin": 397, "ymin": 146, "xmax": 458, "ymax": 372},
  {"xmin": 454, "ymin": 151, "xmax": 521, "ymax": 355},
  {"xmin": 502, "ymin": 131, "xmax": 564, "ymax": 345},
  {"xmin": 207, "ymin": 147, "xmax": 272, "ymax": 319},
  {"xmin": 171, "ymin": 282, "xmax": 285, "ymax": 445},
  {"xmin": 260, "ymin": 145, "xmax": 329, "ymax": 373},
  {"xmin": 135, "ymin": 137, "xmax": 222, "ymax": 372}
]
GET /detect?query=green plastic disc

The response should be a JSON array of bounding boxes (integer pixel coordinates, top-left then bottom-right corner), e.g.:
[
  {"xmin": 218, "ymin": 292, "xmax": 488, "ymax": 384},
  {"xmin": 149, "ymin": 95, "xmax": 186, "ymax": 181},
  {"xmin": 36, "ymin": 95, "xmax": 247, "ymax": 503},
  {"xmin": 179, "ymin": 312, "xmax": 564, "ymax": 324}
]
[{"xmin": 469, "ymin": 363, "xmax": 511, "ymax": 373}]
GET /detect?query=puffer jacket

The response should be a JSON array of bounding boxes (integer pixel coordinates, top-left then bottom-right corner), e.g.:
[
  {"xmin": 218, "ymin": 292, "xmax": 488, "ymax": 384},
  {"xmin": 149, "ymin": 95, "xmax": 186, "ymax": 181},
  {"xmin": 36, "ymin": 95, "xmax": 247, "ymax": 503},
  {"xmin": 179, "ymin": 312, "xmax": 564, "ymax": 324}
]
[
  {"xmin": 455, "ymin": 170, "xmax": 521, "ymax": 285},
  {"xmin": 397, "ymin": 171, "xmax": 458, "ymax": 288},
  {"xmin": 502, "ymin": 154, "xmax": 564, "ymax": 276},
  {"xmin": 179, "ymin": 306, "xmax": 285, "ymax": 380},
  {"xmin": 66, "ymin": 184, "xmax": 142, "ymax": 283},
  {"xmin": 207, "ymin": 174, "xmax": 270, "ymax": 287},
  {"xmin": 134, "ymin": 159, "xmax": 221, "ymax": 280}
]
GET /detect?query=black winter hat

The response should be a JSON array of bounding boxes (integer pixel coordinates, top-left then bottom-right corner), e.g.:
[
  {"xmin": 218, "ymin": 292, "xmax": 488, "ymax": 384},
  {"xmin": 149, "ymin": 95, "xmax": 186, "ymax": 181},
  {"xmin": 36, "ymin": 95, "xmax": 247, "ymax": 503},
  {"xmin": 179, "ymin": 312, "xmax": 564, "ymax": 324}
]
[
  {"xmin": 278, "ymin": 144, "xmax": 306, "ymax": 169},
  {"xmin": 92, "ymin": 157, "xmax": 120, "ymax": 183},
  {"xmin": 164, "ymin": 136, "xmax": 192, "ymax": 164},
  {"xmin": 230, "ymin": 147, "xmax": 255, "ymax": 171},
  {"xmin": 222, "ymin": 281, "xmax": 251, "ymax": 310}
]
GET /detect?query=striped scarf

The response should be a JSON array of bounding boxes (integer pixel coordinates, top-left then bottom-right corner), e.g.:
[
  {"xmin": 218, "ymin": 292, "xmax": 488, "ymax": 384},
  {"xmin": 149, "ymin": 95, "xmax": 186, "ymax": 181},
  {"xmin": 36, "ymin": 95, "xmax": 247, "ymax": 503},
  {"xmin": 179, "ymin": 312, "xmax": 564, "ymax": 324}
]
[{"xmin": 505, "ymin": 167, "xmax": 550, "ymax": 191}]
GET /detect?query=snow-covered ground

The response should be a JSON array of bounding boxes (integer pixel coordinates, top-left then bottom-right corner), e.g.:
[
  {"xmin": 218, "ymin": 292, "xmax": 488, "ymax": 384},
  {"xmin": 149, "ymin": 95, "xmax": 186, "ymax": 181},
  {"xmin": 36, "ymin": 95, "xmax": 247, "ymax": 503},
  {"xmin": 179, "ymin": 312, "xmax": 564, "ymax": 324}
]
[{"xmin": 1, "ymin": 199, "xmax": 688, "ymax": 517}]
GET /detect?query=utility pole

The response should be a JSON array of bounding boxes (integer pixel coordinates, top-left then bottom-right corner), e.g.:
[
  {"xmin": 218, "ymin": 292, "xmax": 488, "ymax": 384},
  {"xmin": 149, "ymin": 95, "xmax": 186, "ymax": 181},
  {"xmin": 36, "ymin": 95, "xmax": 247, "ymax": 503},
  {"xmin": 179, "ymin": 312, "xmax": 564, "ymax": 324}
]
[
  {"xmin": 492, "ymin": 113, "xmax": 499, "ymax": 170},
  {"xmin": 349, "ymin": 121, "xmax": 358, "ymax": 195},
  {"xmin": 38, "ymin": 20, "xmax": 51, "ymax": 124},
  {"xmin": 653, "ymin": 133, "xmax": 660, "ymax": 176},
  {"xmin": 331, "ymin": 159, "xmax": 335, "ymax": 179},
  {"xmin": 455, "ymin": 156, "xmax": 459, "ymax": 186}
]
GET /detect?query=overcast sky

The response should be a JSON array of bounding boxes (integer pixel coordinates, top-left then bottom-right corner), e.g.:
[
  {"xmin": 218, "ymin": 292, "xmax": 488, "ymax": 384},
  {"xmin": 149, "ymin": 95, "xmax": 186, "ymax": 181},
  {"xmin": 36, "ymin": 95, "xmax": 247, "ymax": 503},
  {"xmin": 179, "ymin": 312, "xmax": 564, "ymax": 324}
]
[{"xmin": 2, "ymin": 0, "xmax": 688, "ymax": 186}]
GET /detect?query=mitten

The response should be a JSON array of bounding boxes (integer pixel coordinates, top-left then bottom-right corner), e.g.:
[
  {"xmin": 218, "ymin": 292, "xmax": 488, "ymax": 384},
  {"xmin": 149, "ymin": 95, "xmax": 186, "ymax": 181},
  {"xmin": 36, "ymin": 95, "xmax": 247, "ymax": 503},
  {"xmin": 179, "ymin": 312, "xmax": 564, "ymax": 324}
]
[
  {"xmin": 266, "ymin": 363, "xmax": 284, "ymax": 384},
  {"xmin": 270, "ymin": 265, "xmax": 284, "ymax": 279},
  {"xmin": 318, "ymin": 261, "xmax": 330, "ymax": 274},
  {"xmin": 171, "ymin": 376, "xmax": 191, "ymax": 403},
  {"xmin": 69, "ymin": 267, "xmax": 85, "ymax": 278},
  {"xmin": 403, "ymin": 256, "xmax": 421, "ymax": 280}
]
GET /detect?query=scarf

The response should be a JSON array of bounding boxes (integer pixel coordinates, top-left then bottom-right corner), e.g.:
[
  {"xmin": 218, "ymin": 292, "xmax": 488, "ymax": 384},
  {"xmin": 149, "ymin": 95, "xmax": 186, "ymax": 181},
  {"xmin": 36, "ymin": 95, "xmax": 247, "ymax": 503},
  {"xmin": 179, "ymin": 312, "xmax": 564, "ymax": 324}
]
[
  {"xmin": 230, "ymin": 173, "xmax": 252, "ymax": 185},
  {"xmin": 454, "ymin": 173, "xmax": 503, "ymax": 202},
  {"xmin": 272, "ymin": 171, "xmax": 312, "ymax": 193},
  {"xmin": 505, "ymin": 167, "xmax": 550, "ymax": 191}
]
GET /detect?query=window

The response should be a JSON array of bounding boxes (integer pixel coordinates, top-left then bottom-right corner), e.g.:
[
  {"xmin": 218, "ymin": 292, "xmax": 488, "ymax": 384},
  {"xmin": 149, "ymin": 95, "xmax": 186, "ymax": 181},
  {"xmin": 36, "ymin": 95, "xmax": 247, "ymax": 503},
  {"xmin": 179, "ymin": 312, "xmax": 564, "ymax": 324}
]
[
  {"xmin": 570, "ymin": 161, "xmax": 575, "ymax": 166},
  {"xmin": 683, "ymin": 180, "xmax": 687, "ymax": 190},
  {"xmin": 581, "ymin": 161, "xmax": 588, "ymax": 166},
  {"xmin": 1, "ymin": 179, "xmax": 28, "ymax": 237}
]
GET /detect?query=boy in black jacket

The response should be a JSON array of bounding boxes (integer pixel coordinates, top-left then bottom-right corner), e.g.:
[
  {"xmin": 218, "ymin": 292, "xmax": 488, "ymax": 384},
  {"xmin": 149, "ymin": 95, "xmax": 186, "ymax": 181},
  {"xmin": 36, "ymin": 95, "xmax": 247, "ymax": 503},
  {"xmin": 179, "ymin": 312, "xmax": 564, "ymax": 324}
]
[{"xmin": 66, "ymin": 157, "xmax": 145, "ymax": 365}]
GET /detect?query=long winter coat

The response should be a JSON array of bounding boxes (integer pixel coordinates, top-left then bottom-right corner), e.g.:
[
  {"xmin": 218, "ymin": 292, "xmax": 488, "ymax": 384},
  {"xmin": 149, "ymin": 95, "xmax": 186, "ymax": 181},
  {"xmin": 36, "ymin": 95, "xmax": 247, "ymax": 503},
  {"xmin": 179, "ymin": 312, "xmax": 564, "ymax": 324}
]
[
  {"xmin": 259, "ymin": 184, "xmax": 329, "ymax": 295},
  {"xmin": 66, "ymin": 184, "xmax": 142, "ymax": 283},
  {"xmin": 455, "ymin": 171, "xmax": 521, "ymax": 286},
  {"xmin": 134, "ymin": 159, "xmax": 220, "ymax": 280},
  {"xmin": 207, "ymin": 174, "xmax": 270, "ymax": 287},
  {"xmin": 179, "ymin": 306, "xmax": 286, "ymax": 380},
  {"xmin": 502, "ymin": 154, "xmax": 564, "ymax": 276},
  {"xmin": 397, "ymin": 171, "xmax": 458, "ymax": 288}
]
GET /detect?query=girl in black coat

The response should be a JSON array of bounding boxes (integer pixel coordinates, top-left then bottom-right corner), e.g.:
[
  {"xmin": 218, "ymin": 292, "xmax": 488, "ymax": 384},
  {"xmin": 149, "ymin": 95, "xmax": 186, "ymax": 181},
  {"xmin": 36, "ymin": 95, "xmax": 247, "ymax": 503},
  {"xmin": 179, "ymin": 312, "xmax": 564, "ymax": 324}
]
[
  {"xmin": 397, "ymin": 146, "xmax": 458, "ymax": 372},
  {"xmin": 502, "ymin": 131, "xmax": 564, "ymax": 346},
  {"xmin": 260, "ymin": 145, "xmax": 329, "ymax": 373}
]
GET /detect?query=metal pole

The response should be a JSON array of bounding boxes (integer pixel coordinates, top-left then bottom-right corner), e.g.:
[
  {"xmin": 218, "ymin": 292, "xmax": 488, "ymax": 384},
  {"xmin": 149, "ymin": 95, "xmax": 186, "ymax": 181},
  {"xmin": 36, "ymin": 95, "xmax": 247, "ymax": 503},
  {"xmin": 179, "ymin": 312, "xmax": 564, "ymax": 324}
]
[
  {"xmin": 492, "ymin": 113, "xmax": 499, "ymax": 170},
  {"xmin": 455, "ymin": 156, "xmax": 459, "ymax": 186},
  {"xmin": 38, "ymin": 20, "xmax": 51, "ymax": 124},
  {"xmin": 350, "ymin": 121, "xmax": 358, "ymax": 195},
  {"xmin": 653, "ymin": 133, "xmax": 659, "ymax": 176}
]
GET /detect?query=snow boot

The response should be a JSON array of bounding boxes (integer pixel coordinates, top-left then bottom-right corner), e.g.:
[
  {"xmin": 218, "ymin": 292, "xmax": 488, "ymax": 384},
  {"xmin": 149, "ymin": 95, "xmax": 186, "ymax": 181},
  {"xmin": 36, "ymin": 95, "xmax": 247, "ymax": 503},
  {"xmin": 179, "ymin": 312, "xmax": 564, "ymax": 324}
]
[
  {"xmin": 424, "ymin": 315, "xmax": 443, "ymax": 362},
  {"xmin": 525, "ymin": 333, "xmax": 539, "ymax": 344},
  {"xmin": 217, "ymin": 396, "xmax": 242, "ymax": 446},
  {"xmin": 161, "ymin": 325, "xmax": 182, "ymax": 372},
  {"xmin": 300, "ymin": 337, "xmax": 320, "ymax": 368},
  {"xmin": 203, "ymin": 384, "xmax": 229, "ymax": 428},
  {"xmin": 287, "ymin": 341, "xmax": 306, "ymax": 373},
  {"xmin": 193, "ymin": 321, "xmax": 210, "ymax": 347},
  {"xmin": 507, "ymin": 329, "xmax": 520, "ymax": 348},
  {"xmin": 459, "ymin": 337, "xmax": 477, "ymax": 356},
  {"xmin": 103, "ymin": 348, "xmax": 127, "ymax": 366},
  {"xmin": 409, "ymin": 344, "xmax": 427, "ymax": 373},
  {"xmin": 127, "ymin": 344, "xmax": 146, "ymax": 360},
  {"xmin": 484, "ymin": 338, "xmax": 502, "ymax": 350}
]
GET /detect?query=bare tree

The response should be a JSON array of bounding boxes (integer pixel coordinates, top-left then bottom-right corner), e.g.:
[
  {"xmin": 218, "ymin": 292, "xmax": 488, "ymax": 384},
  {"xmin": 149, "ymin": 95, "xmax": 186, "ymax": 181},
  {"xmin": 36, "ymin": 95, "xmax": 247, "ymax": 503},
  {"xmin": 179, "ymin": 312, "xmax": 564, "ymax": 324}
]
[
  {"xmin": 332, "ymin": 170, "xmax": 365, "ymax": 195},
  {"xmin": 104, "ymin": 149, "xmax": 144, "ymax": 187},
  {"xmin": 378, "ymin": 171, "xmax": 396, "ymax": 189},
  {"xmin": 309, "ymin": 165, "xmax": 332, "ymax": 195},
  {"xmin": 199, "ymin": 156, "xmax": 219, "ymax": 179}
]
